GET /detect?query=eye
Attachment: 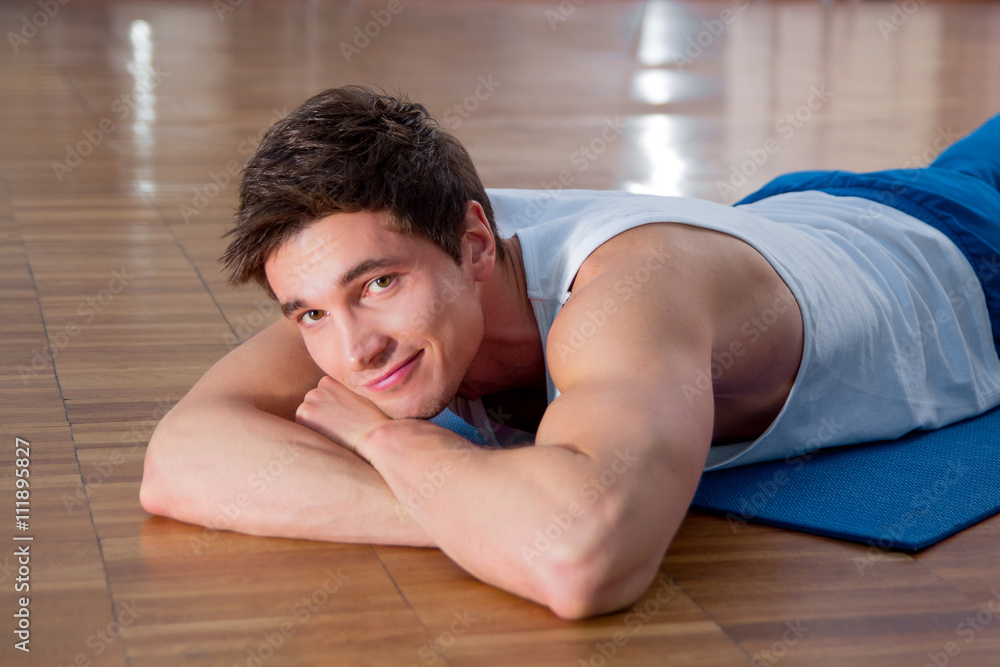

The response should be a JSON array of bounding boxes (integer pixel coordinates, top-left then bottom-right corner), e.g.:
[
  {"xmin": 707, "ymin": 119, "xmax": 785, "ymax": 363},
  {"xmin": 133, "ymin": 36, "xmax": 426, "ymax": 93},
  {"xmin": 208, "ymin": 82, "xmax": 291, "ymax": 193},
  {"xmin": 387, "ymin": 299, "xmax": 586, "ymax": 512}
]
[
  {"xmin": 366, "ymin": 275, "xmax": 395, "ymax": 295},
  {"xmin": 298, "ymin": 309, "xmax": 326, "ymax": 325}
]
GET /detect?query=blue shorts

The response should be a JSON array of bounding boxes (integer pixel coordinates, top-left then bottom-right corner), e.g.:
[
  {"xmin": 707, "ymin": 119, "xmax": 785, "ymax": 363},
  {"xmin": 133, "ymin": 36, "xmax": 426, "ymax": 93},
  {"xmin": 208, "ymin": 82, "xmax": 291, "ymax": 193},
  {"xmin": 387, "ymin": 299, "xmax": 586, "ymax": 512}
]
[{"xmin": 736, "ymin": 113, "xmax": 1000, "ymax": 350}]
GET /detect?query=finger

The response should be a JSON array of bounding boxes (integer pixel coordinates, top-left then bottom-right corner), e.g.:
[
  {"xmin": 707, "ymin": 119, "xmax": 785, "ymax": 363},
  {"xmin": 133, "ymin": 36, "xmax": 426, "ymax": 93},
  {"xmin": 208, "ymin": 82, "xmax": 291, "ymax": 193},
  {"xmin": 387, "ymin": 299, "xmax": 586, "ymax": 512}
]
[
  {"xmin": 294, "ymin": 401, "xmax": 311, "ymax": 425},
  {"xmin": 316, "ymin": 375, "xmax": 341, "ymax": 390}
]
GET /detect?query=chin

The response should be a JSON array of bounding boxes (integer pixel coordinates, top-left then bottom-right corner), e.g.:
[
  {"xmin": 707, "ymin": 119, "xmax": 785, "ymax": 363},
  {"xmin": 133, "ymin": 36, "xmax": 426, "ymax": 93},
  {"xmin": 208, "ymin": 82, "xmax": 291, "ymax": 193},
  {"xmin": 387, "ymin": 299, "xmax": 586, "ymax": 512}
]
[{"xmin": 378, "ymin": 392, "xmax": 453, "ymax": 421}]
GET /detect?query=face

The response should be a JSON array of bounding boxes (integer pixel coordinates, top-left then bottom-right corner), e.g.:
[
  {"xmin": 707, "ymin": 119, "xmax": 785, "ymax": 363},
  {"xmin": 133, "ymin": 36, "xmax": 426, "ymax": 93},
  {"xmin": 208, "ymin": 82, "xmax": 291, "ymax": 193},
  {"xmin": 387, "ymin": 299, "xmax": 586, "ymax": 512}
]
[{"xmin": 265, "ymin": 209, "xmax": 490, "ymax": 420}]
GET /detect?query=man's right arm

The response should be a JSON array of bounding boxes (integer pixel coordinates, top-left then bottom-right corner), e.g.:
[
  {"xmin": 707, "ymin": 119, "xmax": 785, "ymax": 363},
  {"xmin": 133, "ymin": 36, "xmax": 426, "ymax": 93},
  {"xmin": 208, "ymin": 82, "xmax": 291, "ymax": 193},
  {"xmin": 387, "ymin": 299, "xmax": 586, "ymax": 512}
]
[{"xmin": 138, "ymin": 317, "xmax": 434, "ymax": 547}]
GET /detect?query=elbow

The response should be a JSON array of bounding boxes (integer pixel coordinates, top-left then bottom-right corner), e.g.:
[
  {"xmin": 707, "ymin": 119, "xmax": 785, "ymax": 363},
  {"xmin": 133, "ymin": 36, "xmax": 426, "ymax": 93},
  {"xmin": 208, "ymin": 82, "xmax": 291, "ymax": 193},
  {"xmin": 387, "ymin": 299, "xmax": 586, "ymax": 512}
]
[
  {"xmin": 534, "ymin": 527, "xmax": 656, "ymax": 620},
  {"xmin": 543, "ymin": 574, "xmax": 610, "ymax": 621},
  {"xmin": 139, "ymin": 455, "xmax": 165, "ymax": 517},
  {"xmin": 530, "ymin": 494, "xmax": 672, "ymax": 620},
  {"xmin": 139, "ymin": 417, "xmax": 178, "ymax": 518},
  {"xmin": 540, "ymin": 557, "xmax": 652, "ymax": 620}
]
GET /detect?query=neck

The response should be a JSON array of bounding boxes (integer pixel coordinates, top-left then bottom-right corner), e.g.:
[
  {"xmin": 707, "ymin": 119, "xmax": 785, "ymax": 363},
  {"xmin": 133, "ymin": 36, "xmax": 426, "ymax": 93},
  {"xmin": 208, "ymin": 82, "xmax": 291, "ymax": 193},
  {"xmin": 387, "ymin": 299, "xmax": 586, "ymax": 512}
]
[{"xmin": 457, "ymin": 235, "xmax": 547, "ymax": 401}]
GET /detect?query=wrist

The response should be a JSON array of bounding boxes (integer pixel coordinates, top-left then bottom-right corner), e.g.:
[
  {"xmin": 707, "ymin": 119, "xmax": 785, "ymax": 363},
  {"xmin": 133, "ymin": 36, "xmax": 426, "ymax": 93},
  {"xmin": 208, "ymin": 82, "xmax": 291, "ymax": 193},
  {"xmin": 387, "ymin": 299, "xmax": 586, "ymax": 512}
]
[
  {"xmin": 356, "ymin": 416, "xmax": 473, "ymax": 466},
  {"xmin": 356, "ymin": 417, "xmax": 420, "ymax": 463},
  {"xmin": 355, "ymin": 418, "xmax": 391, "ymax": 463}
]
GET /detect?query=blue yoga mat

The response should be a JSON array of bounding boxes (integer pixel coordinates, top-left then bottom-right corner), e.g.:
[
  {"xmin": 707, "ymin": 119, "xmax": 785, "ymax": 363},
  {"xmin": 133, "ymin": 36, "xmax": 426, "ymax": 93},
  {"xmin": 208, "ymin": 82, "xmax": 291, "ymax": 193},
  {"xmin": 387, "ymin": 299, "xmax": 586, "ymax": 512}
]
[
  {"xmin": 691, "ymin": 405, "xmax": 1000, "ymax": 551},
  {"xmin": 433, "ymin": 405, "xmax": 1000, "ymax": 551},
  {"xmin": 431, "ymin": 409, "xmax": 491, "ymax": 445}
]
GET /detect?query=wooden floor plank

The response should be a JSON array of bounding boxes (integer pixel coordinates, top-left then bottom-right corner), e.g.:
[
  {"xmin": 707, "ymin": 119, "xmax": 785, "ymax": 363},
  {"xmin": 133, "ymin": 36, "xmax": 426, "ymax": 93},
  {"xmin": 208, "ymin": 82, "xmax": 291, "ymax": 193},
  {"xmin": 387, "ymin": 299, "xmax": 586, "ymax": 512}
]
[
  {"xmin": 375, "ymin": 544, "xmax": 750, "ymax": 666},
  {"xmin": 1, "ymin": 204, "xmax": 127, "ymax": 665}
]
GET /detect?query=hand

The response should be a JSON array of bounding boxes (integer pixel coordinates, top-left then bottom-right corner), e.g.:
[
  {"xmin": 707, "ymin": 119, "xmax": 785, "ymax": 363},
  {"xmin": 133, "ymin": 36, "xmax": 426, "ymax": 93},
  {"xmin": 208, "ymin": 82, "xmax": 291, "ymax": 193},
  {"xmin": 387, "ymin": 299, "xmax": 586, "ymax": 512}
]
[{"xmin": 295, "ymin": 376, "xmax": 391, "ymax": 459}]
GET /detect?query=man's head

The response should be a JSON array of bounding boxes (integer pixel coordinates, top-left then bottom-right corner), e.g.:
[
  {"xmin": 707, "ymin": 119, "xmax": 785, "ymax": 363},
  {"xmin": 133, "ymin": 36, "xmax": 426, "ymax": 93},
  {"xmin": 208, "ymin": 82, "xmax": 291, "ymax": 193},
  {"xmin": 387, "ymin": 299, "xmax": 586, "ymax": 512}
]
[
  {"xmin": 221, "ymin": 86, "xmax": 508, "ymax": 419},
  {"xmin": 221, "ymin": 85, "xmax": 505, "ymax": 297}
]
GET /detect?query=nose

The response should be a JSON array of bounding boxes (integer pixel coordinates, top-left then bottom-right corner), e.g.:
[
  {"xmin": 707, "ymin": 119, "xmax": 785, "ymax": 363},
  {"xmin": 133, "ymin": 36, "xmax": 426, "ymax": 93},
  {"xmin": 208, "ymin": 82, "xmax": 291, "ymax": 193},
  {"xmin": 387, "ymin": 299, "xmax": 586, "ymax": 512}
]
[{"xmin": 336, "ymin": 312, "xmax": 390, "ymax": 373}]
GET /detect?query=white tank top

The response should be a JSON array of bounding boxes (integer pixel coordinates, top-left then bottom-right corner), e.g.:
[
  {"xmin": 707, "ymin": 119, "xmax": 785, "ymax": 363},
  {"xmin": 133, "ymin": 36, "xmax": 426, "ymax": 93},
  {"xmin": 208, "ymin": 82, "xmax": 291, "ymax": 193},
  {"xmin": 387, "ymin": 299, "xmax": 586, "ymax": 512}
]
[{"xmin": 444, "ymin": 188, "xmax": 1000, "ymax": 470}]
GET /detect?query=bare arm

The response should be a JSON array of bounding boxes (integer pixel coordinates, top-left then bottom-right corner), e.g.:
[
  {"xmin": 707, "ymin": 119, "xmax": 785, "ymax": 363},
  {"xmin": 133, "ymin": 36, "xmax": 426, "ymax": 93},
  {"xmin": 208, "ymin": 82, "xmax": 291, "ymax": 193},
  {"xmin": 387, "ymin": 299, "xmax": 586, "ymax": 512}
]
[
  {"xmin": 357, "ymin": 376, "xmax": 712, "ymax": 619},
  {"xmin": 139, "ymin": 317, "xmax": 433, "ymax": 546}
]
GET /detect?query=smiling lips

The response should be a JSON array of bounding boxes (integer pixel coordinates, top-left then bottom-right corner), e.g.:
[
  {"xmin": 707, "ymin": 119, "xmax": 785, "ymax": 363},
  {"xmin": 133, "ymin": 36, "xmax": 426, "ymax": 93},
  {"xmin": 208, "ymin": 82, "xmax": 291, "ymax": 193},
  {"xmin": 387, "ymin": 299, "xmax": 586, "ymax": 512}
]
[{"xmin": 365, "ymin": 349, "xmax": 423, "ymax": 391}]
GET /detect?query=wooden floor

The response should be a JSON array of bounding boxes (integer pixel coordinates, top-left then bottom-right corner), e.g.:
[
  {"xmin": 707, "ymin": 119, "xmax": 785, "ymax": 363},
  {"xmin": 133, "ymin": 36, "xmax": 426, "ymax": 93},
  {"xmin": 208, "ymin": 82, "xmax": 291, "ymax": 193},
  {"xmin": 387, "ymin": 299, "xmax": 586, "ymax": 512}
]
[{"xmin": 3, "ymin": 0, "xmax": 1000, "ymax": 664}]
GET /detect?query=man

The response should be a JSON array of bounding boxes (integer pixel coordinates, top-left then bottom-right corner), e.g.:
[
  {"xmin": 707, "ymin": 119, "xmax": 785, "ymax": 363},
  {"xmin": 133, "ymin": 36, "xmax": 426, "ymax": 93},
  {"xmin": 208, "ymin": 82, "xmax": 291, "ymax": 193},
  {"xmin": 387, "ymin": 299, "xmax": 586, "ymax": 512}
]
[{"xmin": 140, "ymin": 87, "xmax": 1000, "ymax": 619}]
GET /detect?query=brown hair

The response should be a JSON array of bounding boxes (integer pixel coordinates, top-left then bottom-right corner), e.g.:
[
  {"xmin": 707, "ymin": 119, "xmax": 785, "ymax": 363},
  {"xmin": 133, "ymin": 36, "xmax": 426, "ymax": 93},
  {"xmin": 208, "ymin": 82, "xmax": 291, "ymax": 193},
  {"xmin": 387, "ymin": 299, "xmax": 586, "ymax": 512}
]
[{"xmin": 220, "ymin": 85, "xmax": 503, "ymax": 297}]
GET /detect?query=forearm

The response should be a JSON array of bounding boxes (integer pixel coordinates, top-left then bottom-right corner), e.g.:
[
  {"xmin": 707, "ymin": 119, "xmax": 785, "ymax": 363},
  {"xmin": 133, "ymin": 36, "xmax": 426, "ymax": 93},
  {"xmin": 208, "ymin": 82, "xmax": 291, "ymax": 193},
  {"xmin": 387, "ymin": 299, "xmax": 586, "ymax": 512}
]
[
  {"xmin": 359, "ymin": 419, "xmax": 680, "ymax": 617},
  {"xmin": 140, "ymin": 401, "xmax": 433, "ymax": 547}
]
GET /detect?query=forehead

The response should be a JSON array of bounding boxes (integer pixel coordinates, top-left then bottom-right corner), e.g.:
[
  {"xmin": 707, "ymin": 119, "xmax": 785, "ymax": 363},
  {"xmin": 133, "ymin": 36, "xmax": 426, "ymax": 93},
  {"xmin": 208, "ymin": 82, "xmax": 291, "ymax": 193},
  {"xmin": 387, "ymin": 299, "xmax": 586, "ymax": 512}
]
[{"xmin": 278, "ymin": 210, "xmax": 398, "ymax": 261}]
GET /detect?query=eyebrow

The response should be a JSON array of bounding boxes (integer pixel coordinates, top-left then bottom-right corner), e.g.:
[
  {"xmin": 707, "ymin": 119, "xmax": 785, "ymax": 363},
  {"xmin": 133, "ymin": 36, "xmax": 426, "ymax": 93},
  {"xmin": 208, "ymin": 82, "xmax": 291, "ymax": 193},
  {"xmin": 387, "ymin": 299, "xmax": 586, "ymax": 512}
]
[
  {"xmin": 280, "ymin": 299, "xmax": 306, "ymax": 319},
  {"xmin": 279, "ymin": 256, "xmax": 403, "ymax": 319},
  {"xmin": 338, "ymin": 257, "xmax": 401, "ymax": 289}
]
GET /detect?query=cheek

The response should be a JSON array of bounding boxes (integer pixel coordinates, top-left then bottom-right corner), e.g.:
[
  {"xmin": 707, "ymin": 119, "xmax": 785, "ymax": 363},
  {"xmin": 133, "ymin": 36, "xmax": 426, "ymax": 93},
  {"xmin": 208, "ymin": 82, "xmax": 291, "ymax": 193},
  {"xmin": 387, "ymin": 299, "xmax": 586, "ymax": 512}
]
[
  {"xmin": 393, "ymin": 275, "xmax": 484, "ymax": 356},
  {"xmin": 439, "ymin": 292, "xmax": 485, "ymax": 356},
  {"xmin": 401, "ymin": 292, "xmax": 447, "ymax": 333},
  {"xmin": 302, "ymin": 337, "xmax": 339, "ymax": 377},
  {"xmin": 398, "ymin": 280, "xmax": 465, "ymax": 335}
]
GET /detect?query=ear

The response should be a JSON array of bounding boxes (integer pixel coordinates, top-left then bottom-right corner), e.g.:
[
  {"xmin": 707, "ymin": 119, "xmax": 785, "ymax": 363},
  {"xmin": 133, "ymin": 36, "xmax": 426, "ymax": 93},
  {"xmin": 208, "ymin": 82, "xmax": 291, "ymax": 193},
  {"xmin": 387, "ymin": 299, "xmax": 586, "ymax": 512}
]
[{"xmin": 462, "ymin": 200, "xmax": 498, "ymax": 283}]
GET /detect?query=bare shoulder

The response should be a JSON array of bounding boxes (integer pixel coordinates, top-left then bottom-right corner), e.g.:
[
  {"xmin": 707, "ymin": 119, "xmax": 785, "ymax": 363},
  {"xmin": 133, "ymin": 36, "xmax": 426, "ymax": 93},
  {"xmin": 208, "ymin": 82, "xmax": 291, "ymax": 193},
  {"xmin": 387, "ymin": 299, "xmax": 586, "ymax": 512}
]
[
  {"xmin": 548, "ymin": 223, "xmax": 723, "ymax": 393},
  {"xmin": 568, "ymin": 222, "xmax": 769, "ymax": 297},
  {"xmin": 548, "ymin": 221, "xmax": 804, "ymax": 443}
]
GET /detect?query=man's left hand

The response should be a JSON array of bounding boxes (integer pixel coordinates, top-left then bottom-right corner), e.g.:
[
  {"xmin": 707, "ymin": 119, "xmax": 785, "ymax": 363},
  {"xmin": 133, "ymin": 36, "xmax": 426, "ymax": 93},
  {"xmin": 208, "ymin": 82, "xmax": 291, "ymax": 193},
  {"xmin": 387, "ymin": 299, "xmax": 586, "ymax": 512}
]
[{"xmin": 295, "ymin": 376, "xmax": 391, "ymax": 459}]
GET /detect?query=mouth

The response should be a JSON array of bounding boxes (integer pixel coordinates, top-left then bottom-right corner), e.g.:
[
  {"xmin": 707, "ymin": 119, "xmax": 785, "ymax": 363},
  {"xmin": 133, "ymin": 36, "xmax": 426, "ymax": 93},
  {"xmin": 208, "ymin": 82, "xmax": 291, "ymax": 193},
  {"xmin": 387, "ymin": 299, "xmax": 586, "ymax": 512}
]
[{"xmin": 365, "ymin": 349, "xmax": 423, "ymax": 391}]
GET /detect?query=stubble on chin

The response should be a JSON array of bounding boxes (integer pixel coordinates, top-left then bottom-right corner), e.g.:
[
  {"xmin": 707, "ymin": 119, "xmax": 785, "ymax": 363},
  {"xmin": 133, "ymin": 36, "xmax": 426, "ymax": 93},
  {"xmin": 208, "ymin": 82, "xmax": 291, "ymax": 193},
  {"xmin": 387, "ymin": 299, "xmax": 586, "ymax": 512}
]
[{"xmin": 378, "ymin": 393, "xmax": 453, "ymax": 421}]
